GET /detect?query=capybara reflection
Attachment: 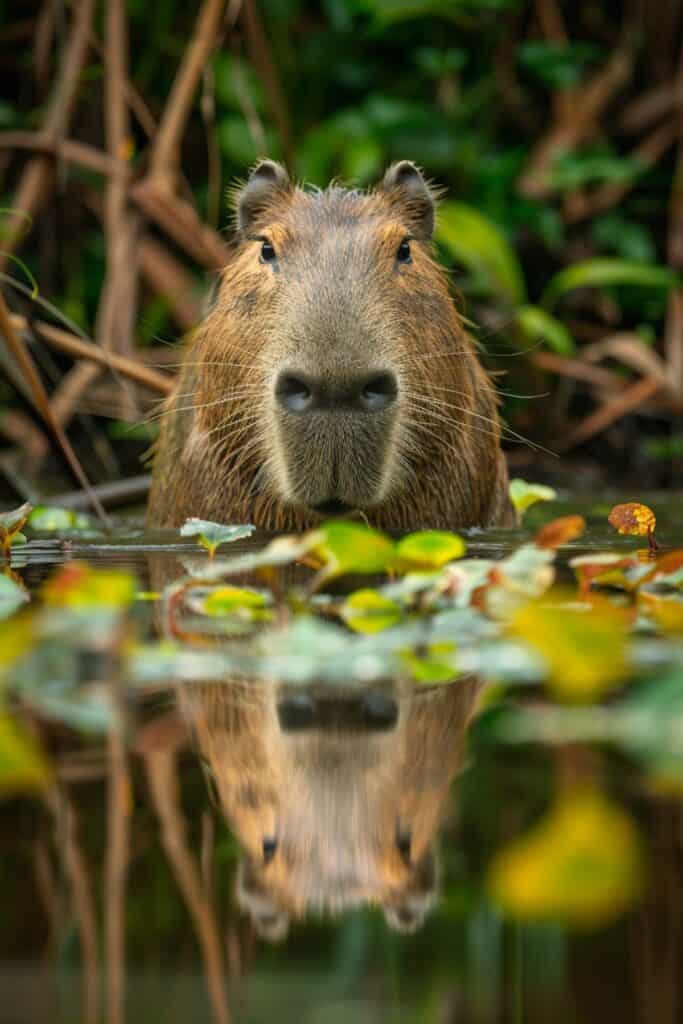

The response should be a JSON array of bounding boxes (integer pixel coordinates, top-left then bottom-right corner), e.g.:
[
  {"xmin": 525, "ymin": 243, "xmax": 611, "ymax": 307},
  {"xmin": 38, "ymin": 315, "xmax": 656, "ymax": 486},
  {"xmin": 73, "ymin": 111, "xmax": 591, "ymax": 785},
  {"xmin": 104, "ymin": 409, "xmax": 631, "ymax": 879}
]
[
  {"xmin": 148, "ymin": 160, "xmax": 513, "ymax": 530},
  {"xmin": 181, "ymin": 677, "xmax": 481, "ymax": 939}
]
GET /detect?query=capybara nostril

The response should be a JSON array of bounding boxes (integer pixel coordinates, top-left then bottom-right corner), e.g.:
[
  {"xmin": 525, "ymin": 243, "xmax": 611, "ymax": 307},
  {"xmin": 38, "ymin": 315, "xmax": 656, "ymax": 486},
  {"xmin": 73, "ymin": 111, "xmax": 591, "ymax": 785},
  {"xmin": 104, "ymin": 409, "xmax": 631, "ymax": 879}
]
[
  {"xmin": 275, "ymin": 372, "xmax": 314, "ymax": 413},
  {"xmin": 359, "ymin": 372, "xmax": 398, "ymax": 412}
]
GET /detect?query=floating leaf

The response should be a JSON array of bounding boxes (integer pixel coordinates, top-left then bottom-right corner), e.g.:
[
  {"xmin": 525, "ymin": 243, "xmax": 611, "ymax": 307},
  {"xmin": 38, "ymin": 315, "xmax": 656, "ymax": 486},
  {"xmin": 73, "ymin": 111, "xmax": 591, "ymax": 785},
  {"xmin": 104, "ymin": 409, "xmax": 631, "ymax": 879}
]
[
  {"xmin": 608, "ymin": 502, "xmax": 656, "ymax": 540},
  {"xmin": 570, "ymin": 553, "xmax": 645, "ymax": 594},
  {"xmin": 509, "ymin": 479, "xmax": 557, "ymax": 518},
  {"xmin": 534, "ymin": 515, "xmax": 586, "ymax": 550},
  {"xmin": 0, "ymin": 574, "xmax": 29, "ymax": 620},
  {"xmin": 180, "ymin": 518, "xmax": 255, "ymax": 558},
  {"xmin": 41, "ymin": 562, "xmax": 136, "ymax": 610},
  {"xmin": 203, "ymin": 585, "xmax": 271, "ymax": 619},
  {"xmin": 341, "ymin": 588, "xmax": 403, "ymax": 633},
  {"xmin": 315, "ymin": 521, "xmax": 395, "ymax": 577},
  {"xmin": 0, "ymin": 503, "xmax": 32, "ymax": 557},
  {"xmin": 0, "ymin": 713, "xmax": 51, "ymax": 797},
  {"xmin": 639, "ymin": 592, "xmax": 683, "ymax": 634},
  {"xmin": 395, "ymin": 530, "xmax": 466, "ymax": 569},
  {"xmin": 541, "ymin": 259, "xmax": 679, "ymax": 310},
  {"xmin": 515, "ymin": 305, "xmax": 575, "ymax": 355},
  {"xmin": 488, "ymin": 786, "xmax": 643, "ymax": 928},
  {"xmin": 436, "ymin": 200, "xmax": 526, "ymax": 305},
  {"xmin": 511, "ymin": 596, "xmax": 630, "ymax": 702}
]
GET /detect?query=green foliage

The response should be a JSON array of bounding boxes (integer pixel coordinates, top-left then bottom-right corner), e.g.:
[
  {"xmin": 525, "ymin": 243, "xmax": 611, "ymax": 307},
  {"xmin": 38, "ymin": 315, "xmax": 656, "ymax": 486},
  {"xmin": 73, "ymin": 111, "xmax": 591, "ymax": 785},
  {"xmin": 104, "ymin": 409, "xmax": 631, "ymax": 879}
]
[
  {"xmin": 180, "ymin": 518, "xmax": 255, "ymax": 558},
  {"xmin": 509, "ymin": 479, "xmax": 557, "ymax": 517}
]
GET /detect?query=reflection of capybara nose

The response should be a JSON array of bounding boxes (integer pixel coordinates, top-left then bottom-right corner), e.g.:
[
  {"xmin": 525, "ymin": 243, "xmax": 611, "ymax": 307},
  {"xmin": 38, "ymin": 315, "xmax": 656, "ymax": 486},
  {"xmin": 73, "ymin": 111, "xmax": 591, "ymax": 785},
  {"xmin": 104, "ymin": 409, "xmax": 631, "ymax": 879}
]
[
  {"xmin": 275, "ymin": 369, "xmax": 398, "ymax": 415},
  {"xmin": 277, "ymin": 690, "xmax": 399, "ymax": 732}
]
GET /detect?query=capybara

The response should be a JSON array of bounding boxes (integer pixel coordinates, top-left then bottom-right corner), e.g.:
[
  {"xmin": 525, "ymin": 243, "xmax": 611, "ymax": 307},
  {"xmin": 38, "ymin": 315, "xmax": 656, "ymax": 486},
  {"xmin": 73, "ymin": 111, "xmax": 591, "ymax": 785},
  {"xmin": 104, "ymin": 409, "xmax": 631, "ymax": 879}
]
[
  {"xmin": 181, "ymin": 676, "xmax": 482, "ymax": 938},
  {"xmin": 148, "ymin": 160, "xmax": 514, "ymax": 530}
]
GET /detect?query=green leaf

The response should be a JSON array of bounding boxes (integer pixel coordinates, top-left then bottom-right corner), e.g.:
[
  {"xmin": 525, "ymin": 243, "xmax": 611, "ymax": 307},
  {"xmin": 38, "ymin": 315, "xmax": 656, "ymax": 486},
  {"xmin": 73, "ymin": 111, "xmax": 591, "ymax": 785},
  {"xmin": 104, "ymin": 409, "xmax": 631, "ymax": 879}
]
[
  {"xmin": 0, "ymin": 714, "xmax": 51, "ymax": 797},
  {"xmin": 0, "ymin": 575, "xmax": 29, "ymax": 620},
  {"xmin": 0, "ymin": 503, "xmax": 32, "ymax": 555},
  {"xmin": 180, "ymin": 519, "xmax": 255, "ymax": 558},
  {"xmin": 509, "ymin": 479, "xmax": 557, "ymax": 517},
  {"xmin": 341, "ymin": 588, "xmax": 403, "ymax": 633},
  {"xmin": 541, "ymin": 259, "xmax": 679, "ymax": 310},
  {"xmin": 315, "ymin": 521, "xmax": 395, "ymax": 576},
  {"xmin": 436, "ymin": 201, "xmax": 526, "ymax": 305},
  {"xmin": 518, "ymin": 41, "xmax": 602, "ymax": 89},
  {"xmin": 515, "ymin": 305, "xmax": 574, "ymax": 355},
  {"xmin": 395, "ymin": 530, "xmax": 466, "ymax": 569},
  {"xmin": 28, "ymin": 506, "xmax": 93, "ymax": 532},
  {"xmin": 399, "ymin": 642, "xmax": 458, "ymax": 682},
  {"xmin": 203, "ymin": 585, "xmax": 271, "ymax": 618}
]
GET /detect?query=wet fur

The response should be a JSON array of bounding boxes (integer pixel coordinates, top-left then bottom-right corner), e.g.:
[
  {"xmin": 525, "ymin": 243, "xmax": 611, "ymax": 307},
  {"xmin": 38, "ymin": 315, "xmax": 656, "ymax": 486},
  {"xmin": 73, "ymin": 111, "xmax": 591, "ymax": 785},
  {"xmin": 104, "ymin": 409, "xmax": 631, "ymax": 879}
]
[{"xmin": 148, "ymin": 171, "xmax": 514, "ymax": 530}]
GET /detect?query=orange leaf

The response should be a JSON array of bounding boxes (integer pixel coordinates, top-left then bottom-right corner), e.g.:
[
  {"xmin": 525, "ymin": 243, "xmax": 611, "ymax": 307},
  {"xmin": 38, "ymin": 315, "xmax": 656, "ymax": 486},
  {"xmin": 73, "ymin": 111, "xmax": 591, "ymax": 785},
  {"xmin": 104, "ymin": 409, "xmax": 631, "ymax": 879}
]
[
  {"xmin": 534, "ymin": 515, "xmax": 586, "ymax": 550},
  {"xmin": 608, "ymin": 502, "xmax": 656, "ymax": 537}
]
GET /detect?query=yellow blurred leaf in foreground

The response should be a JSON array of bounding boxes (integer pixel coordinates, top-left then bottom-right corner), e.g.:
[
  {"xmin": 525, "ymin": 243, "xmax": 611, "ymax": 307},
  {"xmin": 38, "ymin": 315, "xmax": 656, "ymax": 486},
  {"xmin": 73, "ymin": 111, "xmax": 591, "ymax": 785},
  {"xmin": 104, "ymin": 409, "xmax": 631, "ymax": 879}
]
[
  {"xmin": 488, "ymin": 786, "xmax": 644, "ymax": 928},
  {"xmin": 510, "ymin": 596, "xmax": 630, "ymax": 702},
  {"xmin": 0, "ymin": 714, "xmax": 51, "ymax": 798}
]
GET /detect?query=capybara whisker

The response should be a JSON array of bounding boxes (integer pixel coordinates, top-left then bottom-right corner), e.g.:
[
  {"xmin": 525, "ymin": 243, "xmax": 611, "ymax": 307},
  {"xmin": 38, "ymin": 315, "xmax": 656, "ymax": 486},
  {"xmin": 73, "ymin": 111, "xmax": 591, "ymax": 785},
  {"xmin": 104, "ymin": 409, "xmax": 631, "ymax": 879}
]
[{"xmin": 148, "ymin": 160, "xmax": 515, "ymax": 530}]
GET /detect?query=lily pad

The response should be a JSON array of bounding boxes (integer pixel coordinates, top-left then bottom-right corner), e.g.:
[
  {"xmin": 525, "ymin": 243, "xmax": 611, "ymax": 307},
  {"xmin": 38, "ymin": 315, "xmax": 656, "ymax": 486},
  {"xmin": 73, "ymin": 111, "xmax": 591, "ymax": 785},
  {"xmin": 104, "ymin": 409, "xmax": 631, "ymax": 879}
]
[{"xmin": 180, "ymin": 518, "xmax": 255, "ymax": 558}]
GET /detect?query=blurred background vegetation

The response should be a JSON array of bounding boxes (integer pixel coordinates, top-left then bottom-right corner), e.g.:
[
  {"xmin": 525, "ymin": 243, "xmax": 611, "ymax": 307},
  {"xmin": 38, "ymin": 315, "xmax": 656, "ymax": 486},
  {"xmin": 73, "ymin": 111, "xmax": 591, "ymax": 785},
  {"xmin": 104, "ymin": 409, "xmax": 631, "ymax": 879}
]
[{"xmin": 0, "ymin": 0, "xmax": 682, "ymax": 507}]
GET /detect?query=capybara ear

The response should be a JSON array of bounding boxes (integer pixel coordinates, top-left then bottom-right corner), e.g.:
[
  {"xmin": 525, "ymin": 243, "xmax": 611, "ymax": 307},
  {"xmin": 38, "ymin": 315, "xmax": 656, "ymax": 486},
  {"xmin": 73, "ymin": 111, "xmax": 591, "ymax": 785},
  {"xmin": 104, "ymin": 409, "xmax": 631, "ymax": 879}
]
[
  {"xmin": 236, "ymin": 159, "xmax": 291, "ymax": 231},
  {"xmin": 381, "ymin": 160, "xmax": 436, "ymax": 241}
]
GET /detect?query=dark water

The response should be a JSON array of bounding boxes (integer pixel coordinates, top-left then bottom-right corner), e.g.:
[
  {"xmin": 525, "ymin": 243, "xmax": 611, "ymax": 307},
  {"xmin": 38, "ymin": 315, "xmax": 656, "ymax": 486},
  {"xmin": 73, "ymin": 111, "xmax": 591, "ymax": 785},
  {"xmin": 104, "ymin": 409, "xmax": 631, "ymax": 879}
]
[{"xmin": 2, "ymin": 492, "xmax": 683, "ymax": 1024}]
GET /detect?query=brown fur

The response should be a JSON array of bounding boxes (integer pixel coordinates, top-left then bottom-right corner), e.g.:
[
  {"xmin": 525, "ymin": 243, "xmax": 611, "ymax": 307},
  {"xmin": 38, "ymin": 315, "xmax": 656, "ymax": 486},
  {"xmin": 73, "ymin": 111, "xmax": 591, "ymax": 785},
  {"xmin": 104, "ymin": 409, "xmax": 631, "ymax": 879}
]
[
  {"xmin": 148, "ymin": 161, "xmax": 514, "ymax": 530},
  {"xmin": 181, "ymin": 677, "xmax": 481, "ymax": 937}
]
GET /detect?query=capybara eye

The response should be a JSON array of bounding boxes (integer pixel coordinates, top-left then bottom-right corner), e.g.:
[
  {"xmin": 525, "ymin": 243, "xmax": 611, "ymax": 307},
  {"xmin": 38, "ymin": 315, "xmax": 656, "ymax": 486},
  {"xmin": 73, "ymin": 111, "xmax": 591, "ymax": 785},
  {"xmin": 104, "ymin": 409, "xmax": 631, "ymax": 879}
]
[
  {"xmin": 260, "ymin": 239, "xmax": 277, "ymax": 264},
  {"xmin": 262, "ymin": 836, "xmax": 278, "ymax": 864},
  {"xmin": 396, "ymin": 238, "xmax": 412, "ymax": 263}
]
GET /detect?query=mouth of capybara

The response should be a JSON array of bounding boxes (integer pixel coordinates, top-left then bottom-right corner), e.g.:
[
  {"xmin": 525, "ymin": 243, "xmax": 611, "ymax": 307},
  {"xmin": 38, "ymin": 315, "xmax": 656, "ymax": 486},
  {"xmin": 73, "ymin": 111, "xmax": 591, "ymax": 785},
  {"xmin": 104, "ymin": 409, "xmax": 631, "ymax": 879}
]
[{"xmin": 312, "ymin": 498, "xmax": 354, "ymax": 517}]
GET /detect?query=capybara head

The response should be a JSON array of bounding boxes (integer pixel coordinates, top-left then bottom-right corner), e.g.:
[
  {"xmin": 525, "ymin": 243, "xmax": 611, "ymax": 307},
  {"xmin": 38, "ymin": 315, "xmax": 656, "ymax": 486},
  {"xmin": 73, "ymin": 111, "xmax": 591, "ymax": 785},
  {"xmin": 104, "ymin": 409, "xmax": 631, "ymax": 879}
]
[
  {"xmin": 182, "ymin": 676, "xmax": 481, "ymax": 940},
  {"xmin": 149, "ymin": 160, "xmax": 512, "ymax": 530}
]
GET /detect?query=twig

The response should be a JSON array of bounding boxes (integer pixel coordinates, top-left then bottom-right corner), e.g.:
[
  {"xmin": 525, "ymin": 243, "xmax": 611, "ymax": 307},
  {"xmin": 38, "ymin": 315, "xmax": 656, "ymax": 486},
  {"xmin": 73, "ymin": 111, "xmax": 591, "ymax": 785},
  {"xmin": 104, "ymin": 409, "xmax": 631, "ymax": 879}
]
[
  {"xmin": 149, "ymin": 0, "xmax": 228, "ymax": 191},
  {"xmin": 0, "ymin": 289, "xmax": 110, "ymax": 524},
  {"xmin": 555, "ymin": 375, "xmax": 662, "ymax": 451},
  {"xmin": 0, "ymin": 131, "xmax": 130, "ymax": 177},
  {"xmin": 105, "ymin": 691, "xmax": 130, "ymax": 1024},
  {"xmin": 519, "ymin": 43, "xmax": 634, "ymax": 198},
  {"xmin": 529, "ymin": 350, "xmax": 628, "ymax": 392},
  {"xmin": 564, "ymin": 118, "xmax": 680, "ymax": 223},
  {"xmin": 0, "ymin": 0, "xmax": 95, "ymax": 266},
  {"xmin": 10, "ymin": 313, "xmax": 174, "ymax": 393},
  {"xmin": 144, "ymin": 746, "xmax": 231, "ymax": 1024},
  {"xmin": 241, "ymin": 0, "xmax": 292, "ymax": 165},
  {"xmin": 51, "ymin": 473, "xmax": 152, "ymax": 510},
  {"xmin": 132, "ymin": 179, "xmax": 230, "ymax": 268}
]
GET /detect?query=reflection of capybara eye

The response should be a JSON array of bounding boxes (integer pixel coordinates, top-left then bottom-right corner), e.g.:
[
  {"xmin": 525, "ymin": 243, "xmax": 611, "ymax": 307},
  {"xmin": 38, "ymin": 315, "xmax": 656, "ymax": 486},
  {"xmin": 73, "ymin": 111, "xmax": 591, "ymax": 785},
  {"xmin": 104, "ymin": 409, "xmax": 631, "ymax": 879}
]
[
  {"xmin": 262, "ymin": 836, "xmax": 278, "ymax": 864},
  {"xmin": 396, "ymin": 829, "xmax": 412, "ymax": 865},
  {"xmin": 396, "ymin": 238, "xmax": 412, "ymax": 263},
  {"xmin": 260, "ymin": 239, "xmax": 277, "ymax": 264}
]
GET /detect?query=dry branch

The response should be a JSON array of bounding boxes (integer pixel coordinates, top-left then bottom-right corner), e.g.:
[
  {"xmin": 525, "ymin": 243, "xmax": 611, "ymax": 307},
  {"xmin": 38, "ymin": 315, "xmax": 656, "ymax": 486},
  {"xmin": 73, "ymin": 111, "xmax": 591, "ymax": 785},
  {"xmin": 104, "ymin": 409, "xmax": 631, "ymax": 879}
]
[
  {"xmin": 149, "ymin": 0, "xmax": 228, "ymax": 191},
  {"xmin": 143, "ymin": 744, "xmax": 231, "ymax": 1024},
  {"xmin": 556, "ymin": 376, "xmax": 663, "ymax": 451},
  {"xmin": 0, "ymin": 0, "xmax": 95, "ymax": 266},
  {"xmin": 0, "ymin": 291, "xmax": 109, "ymax": 522}
]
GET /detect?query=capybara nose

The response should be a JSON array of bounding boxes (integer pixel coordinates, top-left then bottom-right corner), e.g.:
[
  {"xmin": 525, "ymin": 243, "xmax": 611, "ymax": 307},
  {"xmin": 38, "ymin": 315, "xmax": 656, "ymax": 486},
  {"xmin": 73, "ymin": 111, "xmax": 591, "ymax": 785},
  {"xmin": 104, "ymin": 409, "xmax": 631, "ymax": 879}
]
[{"xmin": 275, "ymin": 370, "xmax": 398, "ymax": 414}]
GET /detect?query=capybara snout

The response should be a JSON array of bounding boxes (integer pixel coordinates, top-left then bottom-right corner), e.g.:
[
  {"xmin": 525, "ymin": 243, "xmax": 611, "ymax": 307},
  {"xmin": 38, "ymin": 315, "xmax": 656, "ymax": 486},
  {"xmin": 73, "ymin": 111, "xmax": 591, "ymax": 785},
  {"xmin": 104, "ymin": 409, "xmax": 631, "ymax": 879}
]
[{"xmin": 148, "ymin": 159, "xmax": 515, "ymax": 531}]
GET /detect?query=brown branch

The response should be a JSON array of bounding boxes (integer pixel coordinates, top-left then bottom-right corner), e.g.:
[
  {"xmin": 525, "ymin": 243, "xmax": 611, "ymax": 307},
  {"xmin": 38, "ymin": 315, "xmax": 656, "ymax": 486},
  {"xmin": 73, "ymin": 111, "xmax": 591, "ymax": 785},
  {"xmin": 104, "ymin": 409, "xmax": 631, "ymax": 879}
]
[
  {"xmin": 0, "ymin": 131, "xmax": 130, "ymax": 177},
  {"xmin": 149, "ymin": 0, "xmax": 228, "ymax": 190},
  {"xmin": 529, "ymin": 350, "xmax": 629, "ymax": 392},
  {"xmin": 564, "ymin": 118, "xmax": 680, "ymax": 223},
  {"xmin": 518, "ymin": 43, "xmax": 634, "ymax": 199},
  {"xmin": 10, "ymin": 314, "xmax": 174, "ymax": 393},
  {"xmin": 555, "ymin": 375, "xmax": 663, "ymax": 451},
  {"xmin": 0, "ymin": 289, "xmax": 110, "ymax": 523},
  {"xmin": 241, "ymin": 0, "xmax": 292, "ymax": 165},
  {"xmin": 105, "ymin": 704, "xmax": 130, "ymax": 1024},
  {"xmin": 137, "ymin": 237, "xmax": 203, "ymax": 330},
  {"xmin": 0, "ymin": 0, "xmax": 95, "ymax": 266},
  {"xmin": 132, "ymin": 179, "xmax": 230, "ymax": 268},
  {"xmin": 45, "ymin": 791, "xmax": 100, "ymax": 1024},
  {"xmin": 143, "ymin": 742, "xmax": 231, "ymax": 1024}
]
